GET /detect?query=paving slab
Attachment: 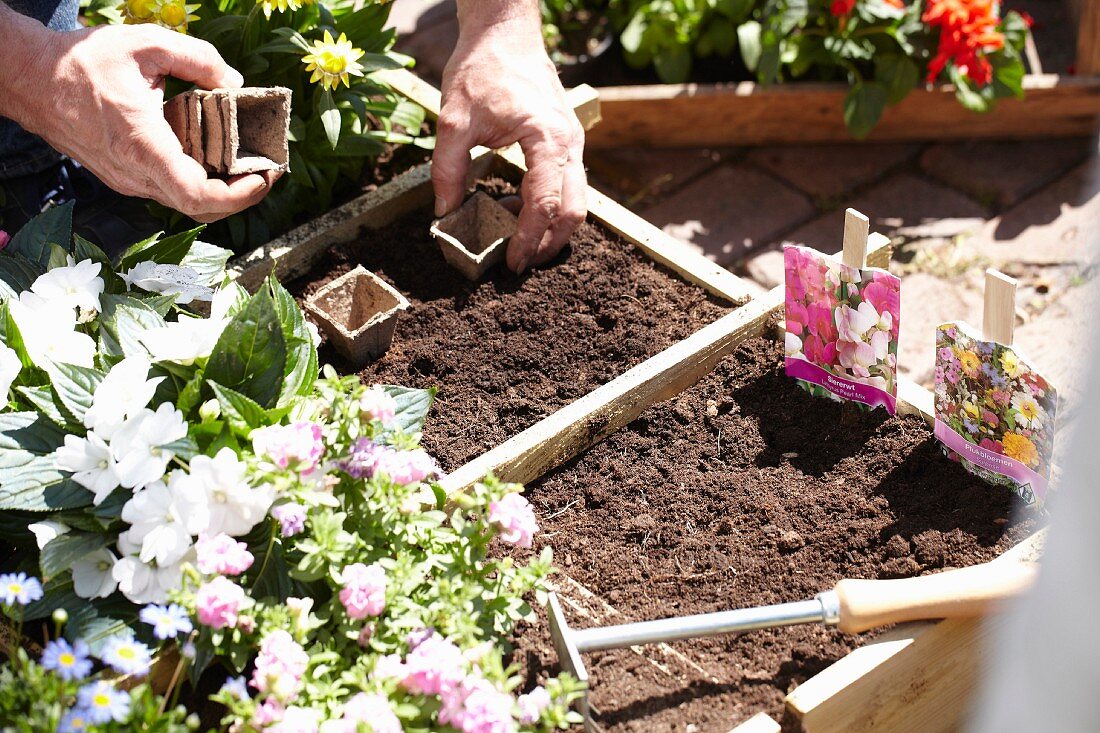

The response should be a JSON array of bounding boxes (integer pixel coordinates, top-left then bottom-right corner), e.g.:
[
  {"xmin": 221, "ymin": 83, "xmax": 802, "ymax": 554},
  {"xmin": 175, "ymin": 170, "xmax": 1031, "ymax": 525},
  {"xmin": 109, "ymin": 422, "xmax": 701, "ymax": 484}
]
[
  {"xmin": 920, "ymin": 138, "xmax": 1094, "ymax": 210},
  {"xmin": 896, "ymin": 272, "xmax": 986, "ymax": 386},
  {"xmin": 389, "ymin": 0, "xmax": 453, "ymax": 36},
  {"xmin": 394, "ymin": 5, "xmax": 457, "ymax": 84},
  {"xmin": 746, "ymin": 143, "xmax": 921, "ymax": 203},
  {"xmin": 585, "ymin": 148, "xmax": 725, "ymax": 205},
  {"xmin": 642, "ymin": 165, "xmax": 815, "ymax": 265}
]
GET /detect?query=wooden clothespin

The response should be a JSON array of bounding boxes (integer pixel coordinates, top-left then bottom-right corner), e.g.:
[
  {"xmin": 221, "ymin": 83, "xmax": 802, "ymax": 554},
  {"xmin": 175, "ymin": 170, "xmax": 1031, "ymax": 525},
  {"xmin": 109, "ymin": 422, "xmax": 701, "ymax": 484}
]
[{"xmin": 982, "ymin": 269, "xmax": 1018, "ymax": 346}]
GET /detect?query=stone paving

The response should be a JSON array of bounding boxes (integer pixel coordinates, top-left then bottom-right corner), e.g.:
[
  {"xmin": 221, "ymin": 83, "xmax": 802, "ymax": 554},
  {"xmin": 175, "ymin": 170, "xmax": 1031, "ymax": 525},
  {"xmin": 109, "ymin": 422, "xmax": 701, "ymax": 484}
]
[{"xmin": 391, "ymin": 0, "xmax": 1099, "ymax": 429}]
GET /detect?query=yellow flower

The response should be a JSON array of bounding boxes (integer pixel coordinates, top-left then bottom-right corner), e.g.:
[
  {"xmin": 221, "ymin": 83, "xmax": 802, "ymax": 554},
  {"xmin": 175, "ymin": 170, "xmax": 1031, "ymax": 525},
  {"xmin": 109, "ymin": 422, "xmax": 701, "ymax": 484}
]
[
  {"xmin": 302, "ymin": 31, "xmax": 366, "ymax": 91},
  {"xmin": 1002, "ymin": 432, "xmax": 1040, "ymax": 469},
  {"xmin": 258, "ymin": 0, "xmax": 312, "ymax": 19},
  {"xmin": 962, "ymin": 401, "xmax": 980, "ymax": 420},
  {"xmin": 1000, "ymin": 349, "xmax": 1024, "ymax": 378},
  {"xmin": 154, "ymin": 0, "xmax": 199, "ymax": 32},
  {"xmin": 118, "ymin": 0, "xmax": 157, "ymax": 23},
  {"xmin": 957, "ymin": 348, "xmax": 981, "ymax": 377}
]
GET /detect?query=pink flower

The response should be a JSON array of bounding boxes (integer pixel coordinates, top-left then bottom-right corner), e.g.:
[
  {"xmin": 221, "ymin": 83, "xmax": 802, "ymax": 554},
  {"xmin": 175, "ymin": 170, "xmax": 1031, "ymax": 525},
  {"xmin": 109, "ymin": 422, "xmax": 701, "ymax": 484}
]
[
  {"xmin": 862, "ymin": 278, "xmax": 900, "ymax": 335},
  {"xmin": 837, "ymin": 340, "xmax": 877, "ymax": 378},
  {"xmin": 195, "ymin": 533, "xmax": 254, "ymax": 576},
  {"xmin": 341, "ymin": 692, "xmax": 401, "ymax": 733},
  {"xmin": 267, "ymin": 706, "xmax": 321, "ymax": 733},
  {"xmin": 982, "ymin": 410, "xmax": 999, "ymax": 427},
  {"xmin": 196, "ymin": 576, "xmax": 246, "ymax": 629},
  {"xmin": 251, "ymin": 630, "xmax": 309, "ymax": 701},
  {"xmin": 785, "ymin": 301, "xmax": 808, "ymax": 336},
  {"xmin": 517, "ymin": 686, "xmax": 551, "ymax": 724},
  {"xmin": 252, "ymin": 697, "xmax": 285, "ymax": 727},
  {"xmin": 339, "ymin": 563, "xmax": 387, "ymax": 619},
  {"xmin": 343, "ymin": 439, "xmax": 386, "ymax": 479},
  {"xmin": 402, "ymin": 635, "xmax": 466, "ymax": 696},
  {"xmin": 251, "ymin": 422, "xmax": 324, "ymax": 472},
  {"xmin": 979, "ymin": 438, "xmax": 1004, "ymax": 454},
  {"xmin": 0, "ymin": 231, "xmax": 9, "ymax": 250},
  {"xmin": 359, "ymin": 386, "xmax": 397, "ymax": 425},
  {"xmin": 835, "ymin": 302, "xmax": 879, "ymax": 342},
  {"xmin": 489, "ymin": 493, "xmax": 539, "ymax": 548},
  {"xmin": 440, "ymin": 676, "xmax": 517, "ymax": 733},
  {"xmin": 375, "ymin": 449, "xmax": 437, "ymax": 486},
  {"xmin": 803, "ymin": 334, "xmax": 837, "ymax": 366},
  {"xmin": 272, "ymin": 503, "xmax": 307, "ymax": 537},
  {"xmin": 373, "ymin": 653, "xmax": 407, "ymax": 681}
]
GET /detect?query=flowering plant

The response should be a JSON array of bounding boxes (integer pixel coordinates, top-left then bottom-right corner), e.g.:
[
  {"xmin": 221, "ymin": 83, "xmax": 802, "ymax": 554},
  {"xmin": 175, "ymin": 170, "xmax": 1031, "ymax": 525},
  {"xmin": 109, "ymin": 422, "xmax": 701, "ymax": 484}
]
[
  {"xmin": 933, "ymin": 321, "xmax": 1058, "ymax": 504},
  {"xmin": 602, "ymin": 0, "xmax": 1030, "ymax": 136},
  {"xmin": 783, "ymin": 245, "xmax": 900, "ymax": 410},
  {"xmin": 85, "ymin": 0, "xmax": 431, "ymax": 251}
]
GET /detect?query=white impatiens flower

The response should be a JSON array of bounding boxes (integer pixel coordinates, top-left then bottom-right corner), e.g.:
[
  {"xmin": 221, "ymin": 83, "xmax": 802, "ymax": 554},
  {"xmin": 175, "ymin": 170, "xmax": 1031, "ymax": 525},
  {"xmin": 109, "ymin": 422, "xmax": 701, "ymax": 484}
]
[
  {"xmin": 123, "ymin": 261, "xmax": 214, "ymax": 304},
  {"xmin": 83, "ymin": 356, "xmax": 163, "ymax": 439},
  {"xmin": 27, "ymin": 520, "xmax": 70, "ymax": 549},
  {"xmin": 8, "ymin": 295, "xmax": 95, "ymax": 368},
  {"xmin": 138, "ymin": 314, "xmax": 227, "ymax": 365},
  {"xmin": 0, "ymin": 343, "xmax": 20, "ymax": 401},
  {"xmin": 29, "ymin": 256, "xmax": 104, "ymax": 315},
  {"xmin": 72, "ymin": 547, "xmax": 119, "ymax": 599},
  {"xmin": 112, "ymin": 537, "xmax": 185, "ymax": 605},
  {"xmin": 54, "ymin": 432, "xmax": 120, "ymax": 505},
  {"xmin": 120, "ymin": 477, "xmax": 208, "ymax": 566},
  {"xmin": 111, "ymin": 403, "xmax": 188, "ymax": 489},
  {"xmin": 189, "ymin": 447, "xmax": 273, "ymax": 536}
]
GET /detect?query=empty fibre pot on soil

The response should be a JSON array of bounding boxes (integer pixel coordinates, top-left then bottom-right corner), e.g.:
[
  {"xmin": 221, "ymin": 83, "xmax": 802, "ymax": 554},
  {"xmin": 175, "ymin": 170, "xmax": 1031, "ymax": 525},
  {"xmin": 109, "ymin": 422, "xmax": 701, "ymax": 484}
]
[
  {"xmin": 304, "ymin": 265, "xmax": 410, "ymax": 367},
  {"xmin": 430, "ymin": 191, "xmax": 519, "ymax": 280},
  {"xmin": 509, "ymin": 338, "xmax": 1039, "ymax": 733}
]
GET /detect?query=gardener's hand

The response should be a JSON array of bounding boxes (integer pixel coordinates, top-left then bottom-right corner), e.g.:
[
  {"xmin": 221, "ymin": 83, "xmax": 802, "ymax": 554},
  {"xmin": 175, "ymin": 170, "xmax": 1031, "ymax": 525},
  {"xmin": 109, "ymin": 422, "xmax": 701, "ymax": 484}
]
[
  {"xmin": 0, "ymin": 11, "xmax": 276, "ymax": 223},
  {"xmin": 435, "ymin": 1, "xmax": 586, "ymax": 274}
]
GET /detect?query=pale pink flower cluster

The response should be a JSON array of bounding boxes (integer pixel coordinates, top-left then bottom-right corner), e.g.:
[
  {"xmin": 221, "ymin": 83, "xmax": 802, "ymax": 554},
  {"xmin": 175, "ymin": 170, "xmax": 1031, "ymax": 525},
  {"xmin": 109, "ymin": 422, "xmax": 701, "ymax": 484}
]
[
  {"xmin": 196, "ymin": 576, "xmax": 246, "ymax": 629},
  {"xmin": 359, "ymin": 386, "xmax": 397, "ymax": 425},
  {"xmin": 488, "ymin": 493, "xmax": 539, "ymax": 549},
  {"xmin": 440, "ymin": 677, "xmax": 517, "ymax": 733},
  {"xmin": 338, "ymin": 563, "xmax": 387, "ymax": 619},
  {"xmin": 401, "ymin": 634, "xmax": 467, "ymax": 696},
  {"xmin": 343, "ymin": 439, "xmax": 437, "ymax": 485},
  {"xmin": 195, "ymin": 533, "xmax": 254, "ymax": 576},
  {"xmin": 517, "ymin": 686, "xmax": 551, "ymax": 724},
  {"xmin": 272, "ymin": 502, "xmax": 307, "ymax": 537},
  {"xmin": 321, "ymin": 692, "xmax": 401, "ymax": 733},
  {"xmin": 267, "ymin": 706, "xmax": 321, "ymax": 733},
  {"xmin": 251, "ymin": 422, "xmax": 324, "ymax": 472},
  {"xmin": 251, "ymin": 630, "xmax": 310, "ymax": 701}
]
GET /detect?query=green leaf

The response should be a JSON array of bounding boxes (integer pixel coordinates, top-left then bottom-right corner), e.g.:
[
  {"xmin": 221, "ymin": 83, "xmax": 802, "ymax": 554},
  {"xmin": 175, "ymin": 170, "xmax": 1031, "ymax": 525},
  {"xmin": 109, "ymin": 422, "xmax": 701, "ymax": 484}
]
[
  {"xmin": 0, "ymin": 252, "xmax": 44, "ymax": 300},
  {"xmin": 40, "ymin": 532, "xmax": 107, "ymax": 579},
  {"xmin": 178, "ymin": 241, "xmax": 231, "ymax": 286},
  {"xmin": 210, "ymin": 381, "xmax": 268, "ymax": 434},
  {"xmin": 843, "ymin": 82, "xmax": 889, "ymax": 138},
  {"xmin": 205, "ymin": 286, "xmax": 287, "ymax": 409},
  {"xmin": 15, "ymin": 385, "xmax": 71, "ymax": 428},
  {"xmin": 118, "ymin": 226, "xmax": 205, "ymax": 270},
  {"xmin": 245, "ymin": 521, "xmax": 295, "ymax": 602},
  {"xmin": 951, "ymin": 69, "xmax": 992, "ymax": 113},
  {"xmin": 270, "ymin": 278, "xmax": 319, "ymax": 408},
  {"xmin": 991, "ymin": 52, "xmax": 1025, "ymax": 99},
  {"xmin": 738, "ymin": 21, "xmax": 762, "ymax": 71},
  {"xmin": 653, "ymin": 47, "xmax": 692, "ymax": 84},
  {"xmin": 619, "ymin": 12, "xmax": 646, "ymax": 54},
  {"xmin": 97, "ymin": 294, "xmax": 165, "ymax": 358},
  {"xmin": 8, "ymin": 202, "xmax": 74, "ymax": 269},
  {"xmin": 319, "ymin": 89, "xmax": 342, "ymax": 150},
  {"xmin": 382, "ymin": 385, "xmax": 437, "ymax": 434},
  {"xmin": 876, "ymin": 54, "xmax": 920, "ymax": 105},
  {"xmin": 0, "ymin": 412, "xmax": 91, "ymax": 511},
  {"xmin": 50, "ymin": 363, "xmax": 105, "ymax": 424}
]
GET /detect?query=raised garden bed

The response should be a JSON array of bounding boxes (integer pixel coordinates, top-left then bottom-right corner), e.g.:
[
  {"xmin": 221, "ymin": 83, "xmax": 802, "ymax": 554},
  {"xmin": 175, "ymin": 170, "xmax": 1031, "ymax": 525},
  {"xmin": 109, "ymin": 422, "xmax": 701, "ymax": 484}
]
[{"xmin": 510, "ymin": 337, "xmax": 1036, "ymax": 732}]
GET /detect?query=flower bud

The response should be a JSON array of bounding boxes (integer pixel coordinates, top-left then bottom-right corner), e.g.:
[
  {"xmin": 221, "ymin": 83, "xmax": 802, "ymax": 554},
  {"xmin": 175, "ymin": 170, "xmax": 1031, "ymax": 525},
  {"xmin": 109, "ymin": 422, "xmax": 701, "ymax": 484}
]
[
  {"xmin": 51, "ymin": 608, "xmax": 68, "ymax": 626},
  {"xmin": 199, "ymin": 399, "xmax": 221, "ymax": 422},
  {"xmin": 186, "ymin": 713, "xmax": 201, "ymax": 730}
]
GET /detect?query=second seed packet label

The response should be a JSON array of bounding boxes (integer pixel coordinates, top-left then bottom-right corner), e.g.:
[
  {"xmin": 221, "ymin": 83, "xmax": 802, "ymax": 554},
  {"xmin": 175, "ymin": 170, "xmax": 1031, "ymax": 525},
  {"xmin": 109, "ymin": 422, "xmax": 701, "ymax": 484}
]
[{"xmin": 783, "ymin": 245, "xmax": 901, "ymax": 414}]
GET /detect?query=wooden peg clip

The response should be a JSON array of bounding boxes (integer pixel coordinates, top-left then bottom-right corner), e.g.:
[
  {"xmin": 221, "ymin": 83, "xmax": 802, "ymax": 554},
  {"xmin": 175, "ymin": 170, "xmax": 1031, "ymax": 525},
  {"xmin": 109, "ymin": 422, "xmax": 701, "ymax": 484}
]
[
  {"xmin": 982, "ymin": 269, "xmax": 1018, "ymax": 346},
  {"xmin": 842, "ymin": 208, "xmax": 870, "ymax": 270}
]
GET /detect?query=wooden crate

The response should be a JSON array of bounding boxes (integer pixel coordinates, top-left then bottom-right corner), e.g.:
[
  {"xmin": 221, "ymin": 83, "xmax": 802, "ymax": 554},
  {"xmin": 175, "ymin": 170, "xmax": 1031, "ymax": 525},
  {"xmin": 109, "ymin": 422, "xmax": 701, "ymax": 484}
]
[
  {"xmin": 228, "ymin": 72, "xmax": 1042, "ymax": 733},
  {"xmin": 584, "ymin": 3, "xmax": 1100, "ymax": 148}
]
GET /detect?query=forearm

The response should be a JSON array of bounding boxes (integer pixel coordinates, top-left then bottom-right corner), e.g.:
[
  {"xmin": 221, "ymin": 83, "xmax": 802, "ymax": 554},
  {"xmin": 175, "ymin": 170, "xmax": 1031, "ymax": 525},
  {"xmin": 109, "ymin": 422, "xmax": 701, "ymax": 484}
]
[{"xmin": 0, "ymin": 6, "xmax": 56, "ymax": 126}]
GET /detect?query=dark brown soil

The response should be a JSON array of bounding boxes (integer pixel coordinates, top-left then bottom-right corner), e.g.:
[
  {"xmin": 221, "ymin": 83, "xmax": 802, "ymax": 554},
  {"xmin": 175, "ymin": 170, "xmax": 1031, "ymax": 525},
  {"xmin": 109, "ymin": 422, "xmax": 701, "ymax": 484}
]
[
  {"xmin": 512, "ymin": 338, "xmax": 1039, "ymax": 732},
  {"xmin": 288, "ymin": 178, "xmax": 733, "ymax": 472}
]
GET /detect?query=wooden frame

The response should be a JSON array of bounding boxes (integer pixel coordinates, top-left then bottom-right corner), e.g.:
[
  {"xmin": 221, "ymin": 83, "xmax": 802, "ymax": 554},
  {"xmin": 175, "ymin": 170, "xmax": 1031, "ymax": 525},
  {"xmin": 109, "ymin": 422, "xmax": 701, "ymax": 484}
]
[
  {"xmin": 583, "ymin": 2, "xmax": 1100, "ymax": 148},
  {"xmin": 227, "ymin": 70, "xmax": 1042, "ymax": 733}
]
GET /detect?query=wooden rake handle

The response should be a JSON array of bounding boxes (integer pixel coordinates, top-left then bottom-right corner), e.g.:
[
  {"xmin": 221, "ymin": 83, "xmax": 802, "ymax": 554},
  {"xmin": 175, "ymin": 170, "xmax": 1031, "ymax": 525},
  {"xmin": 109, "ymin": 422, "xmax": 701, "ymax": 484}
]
[{"xmin": 833, "ymin": 560, "xmax": 1038, "ymax": 634}]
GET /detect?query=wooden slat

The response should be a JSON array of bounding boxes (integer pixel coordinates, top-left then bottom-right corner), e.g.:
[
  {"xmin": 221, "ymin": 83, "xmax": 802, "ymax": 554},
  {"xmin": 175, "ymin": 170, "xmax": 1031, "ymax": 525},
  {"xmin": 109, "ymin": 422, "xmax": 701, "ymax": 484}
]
[
  {"xmin": 1079, "ymin": 0, "xmax": 1100, "ymax": 76},
  {"xmin": 728, "ymin": 712, "xmax": 781, "ymax": 733},
  {"xmin": 585, "ymin": 75, "xmax": 1100, "ymax": 148}
]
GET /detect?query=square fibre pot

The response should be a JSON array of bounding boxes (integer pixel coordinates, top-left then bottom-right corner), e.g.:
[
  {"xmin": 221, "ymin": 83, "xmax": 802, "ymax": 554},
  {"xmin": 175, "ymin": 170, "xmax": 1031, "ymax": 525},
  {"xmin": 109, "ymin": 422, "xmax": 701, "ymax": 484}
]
[
  {"xmin": 165, "ymin": 87, "xmax": 291, "ymax": 175},
  {"xmin": 304, "ymin": 265, "xmax": 409, "ymax": 367},
  {"xmin": 429, "ymin": 191, "xmax": 518, "ymax": 280}
]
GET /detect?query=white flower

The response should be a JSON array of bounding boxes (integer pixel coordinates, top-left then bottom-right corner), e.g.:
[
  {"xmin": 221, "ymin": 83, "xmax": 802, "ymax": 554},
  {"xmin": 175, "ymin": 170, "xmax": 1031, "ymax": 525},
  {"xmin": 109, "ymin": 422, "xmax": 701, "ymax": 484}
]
[
  {"xmin": 124, "ymin": 261, "xmax": 213, "ymax": 304},
  {"xmin": 55, "ymin": 432, "xmax": 120, "ymax": 505},
  {"xmin": 120, "ymin": 476, "xmax": 208, "ymax": 566},
  {"xmin": 784, "ymin": 331, "xmax": 802, "ymax": 357},
  {"xmin": 8, "ymin": 295, "xmax": 95, "ymax": 368},
  {"xmin": 72, "ymin": 547, "xmax": 119, "ymax": 599},
  {"xmin": 112, "ymin": 534, "xmax": 187, "ymax": 604},
  {"xmin": 30, "ymin": 256, "xmax": 104, "ymax": 314},
  {"xmin": 111, "ymin": 403, "xmax": 188, "ymax": 489},
  {"xmin": 0, "ymin": 343, "xmax": 20, "ymax": 400},
  {"xmin": 189, "ymin": 447, "xmax": 273, "ymax": 536},
  {"xmin": 83, "ymin": 356, "xmax": 163, "ymax": 439},
  {"xmin": 138, "ymin": 314, "xmax": 227, "ymax": 365},
  {"xmin": 27, "ymin": 520, "xmax": 69, "ymax": 549}
]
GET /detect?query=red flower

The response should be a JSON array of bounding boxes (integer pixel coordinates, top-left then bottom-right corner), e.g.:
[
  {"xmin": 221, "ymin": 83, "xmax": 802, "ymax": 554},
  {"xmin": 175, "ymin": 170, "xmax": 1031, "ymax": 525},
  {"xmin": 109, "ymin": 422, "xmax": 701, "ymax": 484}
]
[
  {"xmin": 923, "ymin": 0, "xmax": 1005, "ymax": 86},
  {"xmin": 830, "ymin": 0, "xmax": 857, "ymax": 16}
]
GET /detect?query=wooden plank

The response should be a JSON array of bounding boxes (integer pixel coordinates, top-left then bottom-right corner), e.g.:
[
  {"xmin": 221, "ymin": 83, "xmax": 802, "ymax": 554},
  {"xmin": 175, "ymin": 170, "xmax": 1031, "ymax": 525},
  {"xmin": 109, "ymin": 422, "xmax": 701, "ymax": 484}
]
[
  {"xmin": 1079, "ymin": 0, "xmax": 1100, "ymax": 76},
  {"xmin": 982, "ymin": 269, "xmax": 1018, "ymax": 345},
  {"xmin": 585, "ymin": 75, "xmax": 1100, "ymax": 148},
  {"xmin": 787, "ymin": 531, "xmax": 1045, "ymax": 733},
  {"xmin": 728, "ymin": 712, "xmax": 781, "ymax": 733}
]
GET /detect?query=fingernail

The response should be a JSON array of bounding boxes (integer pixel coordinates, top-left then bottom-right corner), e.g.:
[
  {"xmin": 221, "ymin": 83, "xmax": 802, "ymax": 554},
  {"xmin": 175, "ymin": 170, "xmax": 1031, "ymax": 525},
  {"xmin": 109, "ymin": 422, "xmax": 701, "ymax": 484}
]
[
  {"xmin": 223, "ymin": 69, "xmax": 244, "ymax": 89},
  {"xmin": 514, "ymin": 255, "xmax": 530, "ymax": 274},
  {"xmin": 434, "ymin": 196, "xmax": 447, "ymax": 217}
]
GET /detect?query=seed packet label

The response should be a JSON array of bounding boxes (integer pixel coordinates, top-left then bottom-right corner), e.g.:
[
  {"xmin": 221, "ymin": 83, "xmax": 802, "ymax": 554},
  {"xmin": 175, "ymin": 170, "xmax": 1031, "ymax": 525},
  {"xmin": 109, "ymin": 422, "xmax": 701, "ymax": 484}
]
[
  {"xmin": 783, "ymin": 245, "xmax": 900, "ymax": 414},
  {"xmin": 933, "ymin": 321, "xmax": 1058, "ymax": 505}
]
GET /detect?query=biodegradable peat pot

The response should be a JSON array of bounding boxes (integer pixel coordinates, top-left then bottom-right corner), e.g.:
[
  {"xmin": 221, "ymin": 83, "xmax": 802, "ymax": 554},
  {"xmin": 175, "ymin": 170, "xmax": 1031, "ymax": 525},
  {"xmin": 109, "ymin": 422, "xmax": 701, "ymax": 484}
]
[
  {"xmin": 304, "ymin": 266, "xmax": 409, "ymax": 367},
  {"xmin": 429, "ymin": 191, "xmax": 518, "ymax": 280},
  {"xmin": 164, "ymin": 87, "xmax": 292, "ymax": 175}
]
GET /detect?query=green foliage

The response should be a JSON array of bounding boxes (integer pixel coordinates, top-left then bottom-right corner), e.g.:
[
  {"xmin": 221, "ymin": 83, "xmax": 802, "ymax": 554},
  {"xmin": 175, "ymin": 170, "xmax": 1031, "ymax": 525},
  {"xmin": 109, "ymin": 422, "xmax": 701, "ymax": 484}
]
[{"xmin": 540, "ymin": 0, "xmax": 612, "ymax": 60}]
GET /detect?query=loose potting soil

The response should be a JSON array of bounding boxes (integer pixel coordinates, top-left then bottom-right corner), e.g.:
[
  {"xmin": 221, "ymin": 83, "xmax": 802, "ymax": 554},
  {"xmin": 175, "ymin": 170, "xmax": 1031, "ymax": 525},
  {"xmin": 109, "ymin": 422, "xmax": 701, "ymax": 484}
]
[
  {"xmin": 511, "ymin": 338, "xmax": 1039, "ymax": 732},
  {"xmin": 289, "ymin": 178, "xmax": 733, "ymax": 471}
]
